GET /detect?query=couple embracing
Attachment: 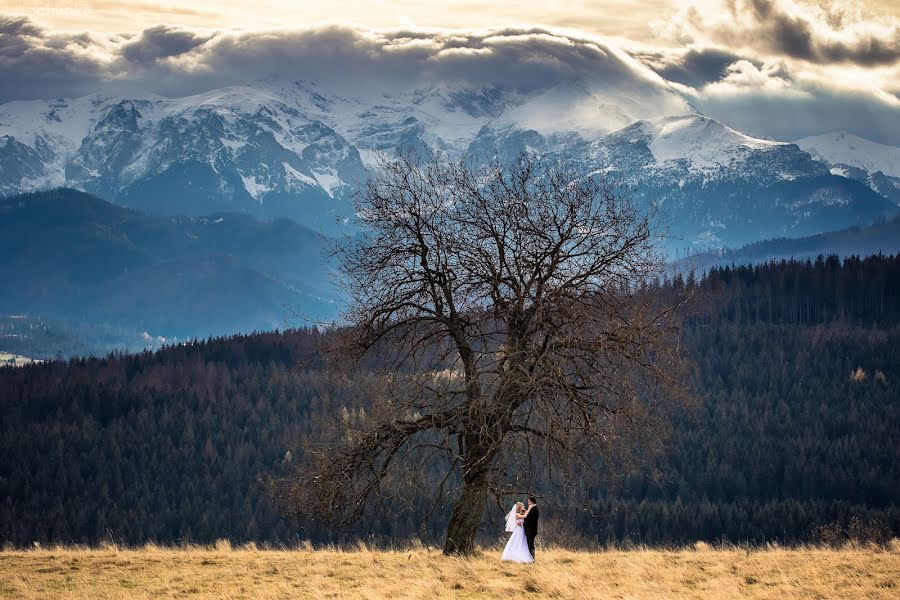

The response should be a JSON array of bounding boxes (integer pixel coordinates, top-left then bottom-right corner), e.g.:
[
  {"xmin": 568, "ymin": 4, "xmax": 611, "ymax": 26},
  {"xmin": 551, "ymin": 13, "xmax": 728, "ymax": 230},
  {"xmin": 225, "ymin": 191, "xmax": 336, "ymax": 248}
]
[{"xmin": 501, "ymin": 496, "xmax": 539, "ymax": 563}]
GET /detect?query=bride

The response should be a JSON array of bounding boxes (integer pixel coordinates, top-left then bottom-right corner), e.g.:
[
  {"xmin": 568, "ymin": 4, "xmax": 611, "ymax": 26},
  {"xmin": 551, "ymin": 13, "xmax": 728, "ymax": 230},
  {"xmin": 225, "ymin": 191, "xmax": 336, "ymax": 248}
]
[{"xmin": 501, "ymin": 501, "xmax": 534, "ymax": 563}]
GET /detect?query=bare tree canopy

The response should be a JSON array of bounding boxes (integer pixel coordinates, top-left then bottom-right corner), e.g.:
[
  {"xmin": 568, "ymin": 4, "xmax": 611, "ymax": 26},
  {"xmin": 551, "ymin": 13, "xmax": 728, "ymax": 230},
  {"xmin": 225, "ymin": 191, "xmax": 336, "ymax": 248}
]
[{"xmin": 276, "ymin": 153, "xmax": 690, "ymax": 555}]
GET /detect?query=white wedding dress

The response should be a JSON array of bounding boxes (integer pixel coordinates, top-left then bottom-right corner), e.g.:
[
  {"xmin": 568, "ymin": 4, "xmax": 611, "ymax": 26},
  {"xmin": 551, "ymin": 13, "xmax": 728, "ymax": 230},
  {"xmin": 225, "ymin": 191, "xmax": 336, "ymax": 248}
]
[{"xmin": 500, "ymin": 505, "xmax": 534, "ymax": 563}]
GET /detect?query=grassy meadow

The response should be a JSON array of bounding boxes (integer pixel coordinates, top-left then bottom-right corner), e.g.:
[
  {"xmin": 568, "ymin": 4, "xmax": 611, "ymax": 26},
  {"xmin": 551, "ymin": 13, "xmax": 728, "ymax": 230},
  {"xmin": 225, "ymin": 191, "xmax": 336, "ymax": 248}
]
[{"xmin": 0, "ymin": 541, "xmax": 897, "ymax": 599}]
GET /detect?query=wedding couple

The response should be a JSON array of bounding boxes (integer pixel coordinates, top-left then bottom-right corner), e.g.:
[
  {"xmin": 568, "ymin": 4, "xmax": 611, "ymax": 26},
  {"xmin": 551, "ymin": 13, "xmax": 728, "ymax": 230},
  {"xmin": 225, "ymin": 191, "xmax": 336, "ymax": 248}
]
[{"xmin": 501, "ymin": 496, "xmax": 539, "ymax": 563}]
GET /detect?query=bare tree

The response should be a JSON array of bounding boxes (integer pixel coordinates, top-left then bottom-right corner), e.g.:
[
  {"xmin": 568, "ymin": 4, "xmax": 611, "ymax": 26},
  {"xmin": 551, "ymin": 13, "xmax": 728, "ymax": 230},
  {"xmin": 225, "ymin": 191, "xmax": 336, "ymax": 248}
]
[{"xmin": 277, "ymin": 153, "xmax": 690, "ymax": 555}]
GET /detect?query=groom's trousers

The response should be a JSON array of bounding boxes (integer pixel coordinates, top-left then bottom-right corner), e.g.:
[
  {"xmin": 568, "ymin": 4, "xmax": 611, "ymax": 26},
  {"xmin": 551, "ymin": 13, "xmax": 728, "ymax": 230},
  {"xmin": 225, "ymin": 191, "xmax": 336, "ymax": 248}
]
[{"xmin": 525, "ymin": 531, "xmax": 536, "ymax": 558}]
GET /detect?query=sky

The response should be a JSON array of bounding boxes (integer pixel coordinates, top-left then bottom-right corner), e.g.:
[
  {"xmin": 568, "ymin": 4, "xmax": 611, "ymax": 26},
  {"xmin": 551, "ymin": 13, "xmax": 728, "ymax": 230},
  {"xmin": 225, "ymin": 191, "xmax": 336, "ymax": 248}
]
[{"xmin": 1, "ymin": 0, "xmax": 899, "ymax": 144}]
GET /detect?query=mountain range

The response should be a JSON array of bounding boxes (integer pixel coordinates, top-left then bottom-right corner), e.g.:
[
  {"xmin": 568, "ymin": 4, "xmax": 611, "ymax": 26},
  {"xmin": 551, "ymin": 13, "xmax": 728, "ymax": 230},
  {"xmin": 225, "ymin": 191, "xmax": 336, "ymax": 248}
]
[
  {"xmin": 1, "ymin": 77, "xmax": 897, "ymax": 249},
  {"xmin": 563, "ymin": 116, "xmax": 897, "ymax": 247},
  {"xmin": 2, "ymin": 76, "xmax": 900, "ymax": 355},
  {"xmin": 795, "ymin": 131, "xmax": 900, "ymax": 206},
  {"xmin": 0, "ymin": 189, "xmax": 338, "ymax": 341}
]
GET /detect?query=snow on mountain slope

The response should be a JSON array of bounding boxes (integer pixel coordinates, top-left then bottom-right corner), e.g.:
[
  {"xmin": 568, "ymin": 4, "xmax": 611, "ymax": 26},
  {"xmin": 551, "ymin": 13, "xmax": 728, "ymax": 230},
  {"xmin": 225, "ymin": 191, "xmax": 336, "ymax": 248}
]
[
  {"xmin": 0, "ymin": 95, "xmax": 125, "ymax": 193},
  {"xmin": 795, "ymin": 131, "xmax": 900, "ymax": 178},
  {"xmin": 464, "ymin": 77, "xmax": 695, "ymax": 164},
  {"xmin": 0, "ymin": 73, "xmax": 692, "ymax": 210},
  {"xmin": 492, "ymin": 78, "xmax": 692, "ymax": 141},
  {"xmin": 0, "ymin": 78, "xmax": 897, "ymax": 248},
  {"xmin": 330, "ymin": 86, "xmax": 495, "ymax": 161},
  {"xmin": 563, "ymin": 115, "xmax": 899, "ymax": 250},
  {"xmin": 644, "ymin": 116, "xmax": 783, "ymax": 170},
  {"xmin": 583, "ymin": 115, "xmax": 790, "ymax": 176},
  {"xmin": 0, "ymin": 81, "xmax": 372, "ymax": 229},
  {"xmin": 0, "ymin": 95, "xmax": 109, "ymax": 150}
]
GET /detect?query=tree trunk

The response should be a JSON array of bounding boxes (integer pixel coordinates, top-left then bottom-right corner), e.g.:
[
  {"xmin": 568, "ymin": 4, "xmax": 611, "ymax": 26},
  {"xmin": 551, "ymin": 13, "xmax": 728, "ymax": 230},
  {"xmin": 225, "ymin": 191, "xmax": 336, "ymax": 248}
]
[{"xmin": 443, "ymin": 463, "xmax": 490, "ymax": 555}]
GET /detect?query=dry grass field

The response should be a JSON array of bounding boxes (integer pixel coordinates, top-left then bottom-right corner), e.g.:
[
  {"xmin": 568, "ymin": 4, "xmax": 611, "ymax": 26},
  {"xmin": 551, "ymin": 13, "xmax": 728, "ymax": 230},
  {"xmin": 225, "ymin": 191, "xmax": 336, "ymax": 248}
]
[{"xmin": 1, "ymin": 541, "xmax": 897, "ymax": 599}]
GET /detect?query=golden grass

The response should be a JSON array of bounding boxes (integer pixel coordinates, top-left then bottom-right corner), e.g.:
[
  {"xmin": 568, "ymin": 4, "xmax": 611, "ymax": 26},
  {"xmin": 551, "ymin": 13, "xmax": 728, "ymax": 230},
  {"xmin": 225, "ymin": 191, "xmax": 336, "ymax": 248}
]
[{"xmin": 1, "ymin": 541, "xmax": 897, "ymax": 599}]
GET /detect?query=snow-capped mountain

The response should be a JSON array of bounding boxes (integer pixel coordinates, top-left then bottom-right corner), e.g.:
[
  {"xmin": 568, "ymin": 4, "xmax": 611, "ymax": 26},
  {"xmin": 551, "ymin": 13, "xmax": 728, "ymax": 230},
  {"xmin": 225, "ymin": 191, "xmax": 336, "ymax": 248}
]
[
  {"xmin": 796, "ymin": 132, "xmax": 900, "ymax": 178},
  {"xmin": 578, "ymin": 115, "xmax": 814, "ymax": 178},
  {"xmin": 794, "ymin": 131, "xmax": 900, "ymax": 207},
  {"xmin": 563, "ymin": 116, "xmax": 896, "ymax": 248},
  {"xmin": 0, "ymin": 76, "xmax": 690, "ymax": 226},
  {"xmin": 0, "ymin": 78, "xmax": 897, "ymax": 247},
  {"xmin": 0, "ymin": 82, "xmax": 372, "ymax": 228}
]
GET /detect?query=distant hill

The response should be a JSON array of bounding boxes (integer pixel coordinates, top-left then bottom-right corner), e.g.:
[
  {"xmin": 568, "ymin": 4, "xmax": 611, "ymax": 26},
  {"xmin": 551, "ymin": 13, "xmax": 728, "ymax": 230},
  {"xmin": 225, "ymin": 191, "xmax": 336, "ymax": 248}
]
[
  {"xmin": 0, "ymin": 189, "xmax": 339, "ymax": 343},
  {"xmin": 686, "ymin": 216, "xmax": 900, "ymax": 270}
]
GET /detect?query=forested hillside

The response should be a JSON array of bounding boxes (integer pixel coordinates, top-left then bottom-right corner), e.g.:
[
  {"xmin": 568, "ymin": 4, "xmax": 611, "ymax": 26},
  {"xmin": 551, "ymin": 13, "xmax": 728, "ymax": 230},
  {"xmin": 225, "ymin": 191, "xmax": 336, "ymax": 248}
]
[
  {"xmin": 1, "ymin": 256, "xmax": 898, "ymax": 547},
  {"xmin": 0, "ymin": 189, "xmax": 336, "ymax": 342}
]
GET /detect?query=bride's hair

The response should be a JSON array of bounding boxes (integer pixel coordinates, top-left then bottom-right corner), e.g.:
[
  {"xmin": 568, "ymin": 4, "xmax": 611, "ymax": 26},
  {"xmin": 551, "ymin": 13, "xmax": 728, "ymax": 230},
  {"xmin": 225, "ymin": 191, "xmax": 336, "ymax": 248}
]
[{"xmin": 516, "ymin": 501, "xmax": 524, "ymax": 511}]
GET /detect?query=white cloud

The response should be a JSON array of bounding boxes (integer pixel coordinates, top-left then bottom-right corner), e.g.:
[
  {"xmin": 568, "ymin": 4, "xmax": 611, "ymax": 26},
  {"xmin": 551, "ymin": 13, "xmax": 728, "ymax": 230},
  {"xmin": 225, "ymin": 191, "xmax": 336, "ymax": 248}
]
[{"xmin": 711, "ymin": 60, "xmax": 792, "ymax": 90}]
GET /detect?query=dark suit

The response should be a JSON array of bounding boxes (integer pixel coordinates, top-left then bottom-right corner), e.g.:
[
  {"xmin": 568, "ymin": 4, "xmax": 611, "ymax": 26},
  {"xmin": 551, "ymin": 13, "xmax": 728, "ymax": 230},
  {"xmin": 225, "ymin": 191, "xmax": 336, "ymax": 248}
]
[{"xmin": 523, "ymin": 505, "xmax": 539, "ymax": 557}]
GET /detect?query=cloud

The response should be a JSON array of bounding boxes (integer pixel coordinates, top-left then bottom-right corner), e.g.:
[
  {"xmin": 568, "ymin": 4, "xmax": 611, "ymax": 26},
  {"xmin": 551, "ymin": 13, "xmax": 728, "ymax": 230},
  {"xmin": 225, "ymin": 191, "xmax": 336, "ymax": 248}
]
[
  {"xmin": 0, "ymin": 16, "xmax": 108, "ymax": 101},
  {"xmin": 665, "ymin": 51, "xmax": 900, "ymax": 144},
  {"xmin": 145, "ymin": 25, "xmax": 660, "ymax": 96},
  {"xmin": 0, "ymin": 13, "xmax": 899, "ymax": 145},
  {"xmin": 712, "ymin": 59, "xmax": 793, "ymax": 89},
  {"xmin": 628, "ymin": 1, "xmax": 900, "ymax": 144},
  {"xmin": 690, "ymin": 80, "xmax": 900, "ymax": 144},
  {"xmin": 635, "ymin": 48, "xmax": 746, "ymax": 88},
  {"xmin": 119, "ymin": 25, "xmax": 214, "ymax": 66},
  {"xmin": 660, "ymin": 0, "xmax": 900, "ymax": 66},
  {"xmin": 0, "ymin": 19, "xmax": 669, "ymax": 102}
]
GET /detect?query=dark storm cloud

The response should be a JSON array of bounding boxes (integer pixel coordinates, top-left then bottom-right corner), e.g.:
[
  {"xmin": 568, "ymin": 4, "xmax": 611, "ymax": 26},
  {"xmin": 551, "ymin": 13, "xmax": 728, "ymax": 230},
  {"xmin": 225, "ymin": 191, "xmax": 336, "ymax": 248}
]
[
  {"xmin": 815, "ymin": 30, "xmax": 900, "ymax": 65},
  {"xmin": 119, "ymin": 25, "xmax": 214, "ymax": 66},
  {"xmin": 187, "ymin": 26, "xmax": 628, "ymax": 88},
  {"xmin": 754, "ymin": 0, "xmax": 900, "ymax": 65},
  {"xmin": 691, "ymin": 0, "xmax": 900, "ymax": 66},
  {"xmin": 634, "ymin": 48, "xmax": 745, "ymax": 88},
  {"xmin": 744, "ymin": 0, "xmax": 817, "ymax": 60},
  {"xmin": 0, "ymin": 19, "xmax": 650, "ymax": 101},
  {"xmin": 100, "ymin": 24, "xmax": 659, "ymax": 100},
  {"xmin": 0, "ymin": 15, "xmax": 41, "ymax": 38},
  {"xmin": 0, "ymin": 16, "xmax": 105, "ymax": 102}
]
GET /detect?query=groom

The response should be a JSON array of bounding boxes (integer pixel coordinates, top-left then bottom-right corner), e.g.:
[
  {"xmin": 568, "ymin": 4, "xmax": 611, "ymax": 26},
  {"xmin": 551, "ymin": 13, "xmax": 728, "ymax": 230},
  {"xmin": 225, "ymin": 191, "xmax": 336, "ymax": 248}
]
[{"xmin": 523, "ymin": 496, "xmax": 539, "ymax": 559}]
